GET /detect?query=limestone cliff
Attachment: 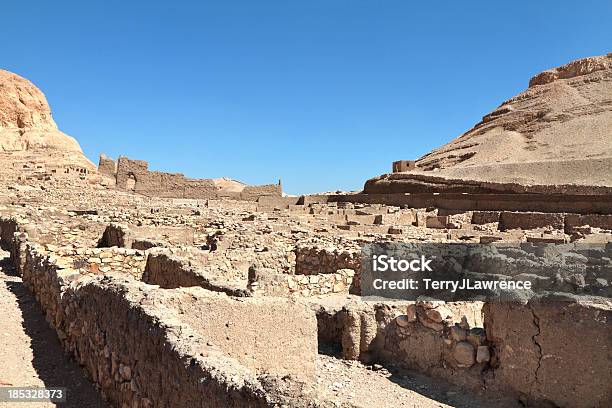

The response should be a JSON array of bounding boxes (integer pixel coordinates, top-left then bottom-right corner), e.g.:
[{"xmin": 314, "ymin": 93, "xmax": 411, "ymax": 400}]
[
  {"xmin": 365, "ymin": 54, "xmax": 612, "ymax": 194},
  {"xmin": 0, "ymin": 69, "xmax": 95, "ymax": 171}
]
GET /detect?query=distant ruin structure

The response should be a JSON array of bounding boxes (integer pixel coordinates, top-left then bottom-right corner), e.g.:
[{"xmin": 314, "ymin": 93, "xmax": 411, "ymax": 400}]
[
  {"xmin": 98, "ymin": 155, "xmax": 282, "ymax": 201},
  {"xmin": 392, "ymin": 160, "xmax": 416, "ymax": 173}
]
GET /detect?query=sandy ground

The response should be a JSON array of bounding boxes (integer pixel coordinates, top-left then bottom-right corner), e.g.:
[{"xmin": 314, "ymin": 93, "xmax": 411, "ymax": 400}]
[
  {"xmin": 315, "ymin": 345, "xmax": 520, "ymax": 408},
  {"xmin": 0, "ymin": 251, "xmax": 107, "ymax": 408}
]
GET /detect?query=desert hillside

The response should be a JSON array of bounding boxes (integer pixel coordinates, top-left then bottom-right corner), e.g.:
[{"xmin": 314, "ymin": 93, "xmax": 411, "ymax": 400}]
[{"xmin": 365, "ymin": 54, "xmax": 612, "ymax": 194}]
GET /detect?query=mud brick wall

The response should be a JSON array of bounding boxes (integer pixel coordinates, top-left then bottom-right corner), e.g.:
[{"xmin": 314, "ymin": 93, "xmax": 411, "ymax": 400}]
[
  {"xmin": 499, "ymin": 212, "xmax": 565, "ymax": 230},
  {"xmin": 168, "ymin": 287, "xmax": 318, "ymax": 381},
  {"xmin": 240, "ymin": 184, "xmax": 282, "ymax": 201},
  {"xmin": 142, "ymin": 251, "xmax": 251, "ymax": 296},
  {"xmin": 483, "ymin": 296, "xmax": 612, "ymax": 408},
  {"xmin": 115, "ymin": 156, "xmax": 281, "ymax": 201},
  {"xmin": 565, "ymin": 213, "xmax": 612, "ymax": 231},
  {"xmin": 97, "ymin": 154, "xmax": 117, "ymax": 178},
  {"xmin": 471, "ymin": 211, "xmax": 501, "ymax": 224},
  {"xmin": 326, "ymin": 192, "xmax": 612, "ymax": 215}
]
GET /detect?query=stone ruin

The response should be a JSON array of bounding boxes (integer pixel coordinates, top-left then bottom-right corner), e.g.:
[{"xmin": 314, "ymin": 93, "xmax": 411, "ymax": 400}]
[
  {"xmin": 1, "ymin": 180, "xmax": 610, "ymax": 407},
  {"xmin": 392, "ymin": 160, "xmax": 416, "ymax": 173},
  {"xmin": 0, "ymin": 56, "xmax": 611, "ymax": 408},
  {"xmin": 98, "ymin": 155, "xmax": 282, "ymax": 201}
]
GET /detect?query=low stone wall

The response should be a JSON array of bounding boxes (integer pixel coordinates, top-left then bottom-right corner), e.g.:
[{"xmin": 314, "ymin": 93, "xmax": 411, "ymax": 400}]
[
  {"xmin": 18, "ymin": 251, "xmax": 283, "ymax": 407},
  {"xmin": 295, "ymin": 246, "xmax": 361, "ymax": 275},
  {"xmin": 471, "ymin": 211, "xmax": 501, "ymax": 224},
  {"xmin": 253, "ymin": 268, "xmax": 355, "ymax": 297},
  {"xmin": 294, "ymin": 246, "xmax": 361, "ymax": 293},
  {"xmin": 143, "ymin": 251, "xmax": 251, "ymax": 296},
  {"xmin": 256, "ymin": 196, "xmax": 301, "ymax": 211},
  {"xmin": 0, "ymin": 216, "xmax": 19, "ymax": 251},
  {"xmin": 0, "ymin": 216, "xmax": 28, "ymax": 272},
  {"xmin": 72, "ymin": 247, "xmax": 147, "ymax": 279},
  {"xmin": 240, "ymin": 184, "xmax": 282, "ymax": 201},
  {"xmin": 2, "ymin": 228, "xmax": 320, "ymax": 407}
]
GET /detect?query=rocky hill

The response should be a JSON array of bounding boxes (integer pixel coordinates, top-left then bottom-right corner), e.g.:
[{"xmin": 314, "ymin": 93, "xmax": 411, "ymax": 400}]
[
  {"xmin": 0, "ymin": 69, "xmax": 95, "ymax": 174},
  {"xmin": 365, "ymin": 54, "xmax": 612, "ymax": 194}
]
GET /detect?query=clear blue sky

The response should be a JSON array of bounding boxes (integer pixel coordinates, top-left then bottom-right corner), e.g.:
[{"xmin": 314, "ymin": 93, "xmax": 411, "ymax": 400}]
[{"xmin": 2, "ymin": 1, "xmax": 610, "ymax": 194}]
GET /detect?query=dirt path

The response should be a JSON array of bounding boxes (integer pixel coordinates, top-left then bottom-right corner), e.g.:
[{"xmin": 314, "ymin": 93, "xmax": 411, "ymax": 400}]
[{"xmin": 0, "ymin": 251, "xmax": 107, "ymax": 408}]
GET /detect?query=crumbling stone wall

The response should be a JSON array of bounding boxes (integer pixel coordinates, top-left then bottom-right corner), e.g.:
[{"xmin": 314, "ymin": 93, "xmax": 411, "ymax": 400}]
[
  {"xmin": 565, "ymin": 213, "xmax": 612, "ymax": 231},
  {"xmin": 72, "ymin": 247, "xmax": 147, "ymax": 279},
  {"xmin": 97, "ymin": 154, "xmax": 117, "ymax": 179},
  {"xmin": 0, "ymin": 216, "xmax": 19, "ymax": 251},
  {"xmin": 294, "ymin": 246, "xmax": 362, "ymax": 293},
  {"xmin": 499, "ymin": 211, "xmax": 565, "ymax": 231},
  {"xmin": 2, "ymin": 230, "xmax": 317, "ymax": 407},
  {"xmin": 142, "ymin": 251, "xmax": 251, "ymax": 296},
  {"xmin": 17, "ymin": 249, "xmax": 275, "ymax": 407},
  {"xmin": 111, "ymin": 156, "xmax": 281, "ymax": 201},
  {"xmin": 0, "ymin": 216, "xmax": 28, "ymax": 272},
  {"xmin": 252, "ymin": 268, "xmax": 355, "ymax": 297},
  {"xmin": 314, "ymin": 294, "xmax": 611, "ymax": 408},
  {"xmin": 68, "ymin": 279, "xmax": 273, "ymax": 407},
  {"xmin": 295, "ymin": 246, "xmax": 361, "ymax": 275},
  {"xmin": 240, "ymin": 184, "xmax": 282, "ymax": 201}
]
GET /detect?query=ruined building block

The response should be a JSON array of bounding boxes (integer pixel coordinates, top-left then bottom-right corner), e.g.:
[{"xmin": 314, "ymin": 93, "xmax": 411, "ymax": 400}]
[
  {"xmin": 499, "ymin": 212, "xmax": 565, "ymax": 231},
  {"xmin": 97, "ymin": 154, "xmax": 117, "ymax": 178},
  {"xmin": 392, "ymin": 160, "xmax": 416, "ymax": 173},
  {"xmin": 426, "ymin": 215, "xmax": 450, "ymax": 229}
]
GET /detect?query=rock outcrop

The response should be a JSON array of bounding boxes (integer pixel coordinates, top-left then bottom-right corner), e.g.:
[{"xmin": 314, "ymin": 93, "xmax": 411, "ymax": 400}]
[
  {"xmin": 0, "ymin": 69, "xmax": 95, "ymax": 172},
  {"xmin": 366, "ymin": 54, "xmax": 612, "ymax": 194}
]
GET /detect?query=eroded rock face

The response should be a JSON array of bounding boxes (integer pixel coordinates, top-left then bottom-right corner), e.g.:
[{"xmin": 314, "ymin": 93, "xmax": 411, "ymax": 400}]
[
  {"xmin": 0, "ymin": 69, "xmax": 94, "ymax": 171},
  {"xmin": 366, "ymin": 54, "xmax": 612, "ymax": 193}
]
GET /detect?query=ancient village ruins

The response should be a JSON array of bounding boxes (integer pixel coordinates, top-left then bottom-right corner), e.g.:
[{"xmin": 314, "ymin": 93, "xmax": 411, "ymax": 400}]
[{"xmin": 0, "ymin": 54, "xmax": 611, "ymax": 408}]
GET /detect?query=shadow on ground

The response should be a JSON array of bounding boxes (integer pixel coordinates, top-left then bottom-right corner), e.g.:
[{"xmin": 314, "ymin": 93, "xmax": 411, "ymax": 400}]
[
  {"xmin": 2, "ymin": 255, "xmax": 107, "ymax": 408},
  {"xmin": 318, "ymin": 342, "xmax": 518, "ymax": 408}
]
